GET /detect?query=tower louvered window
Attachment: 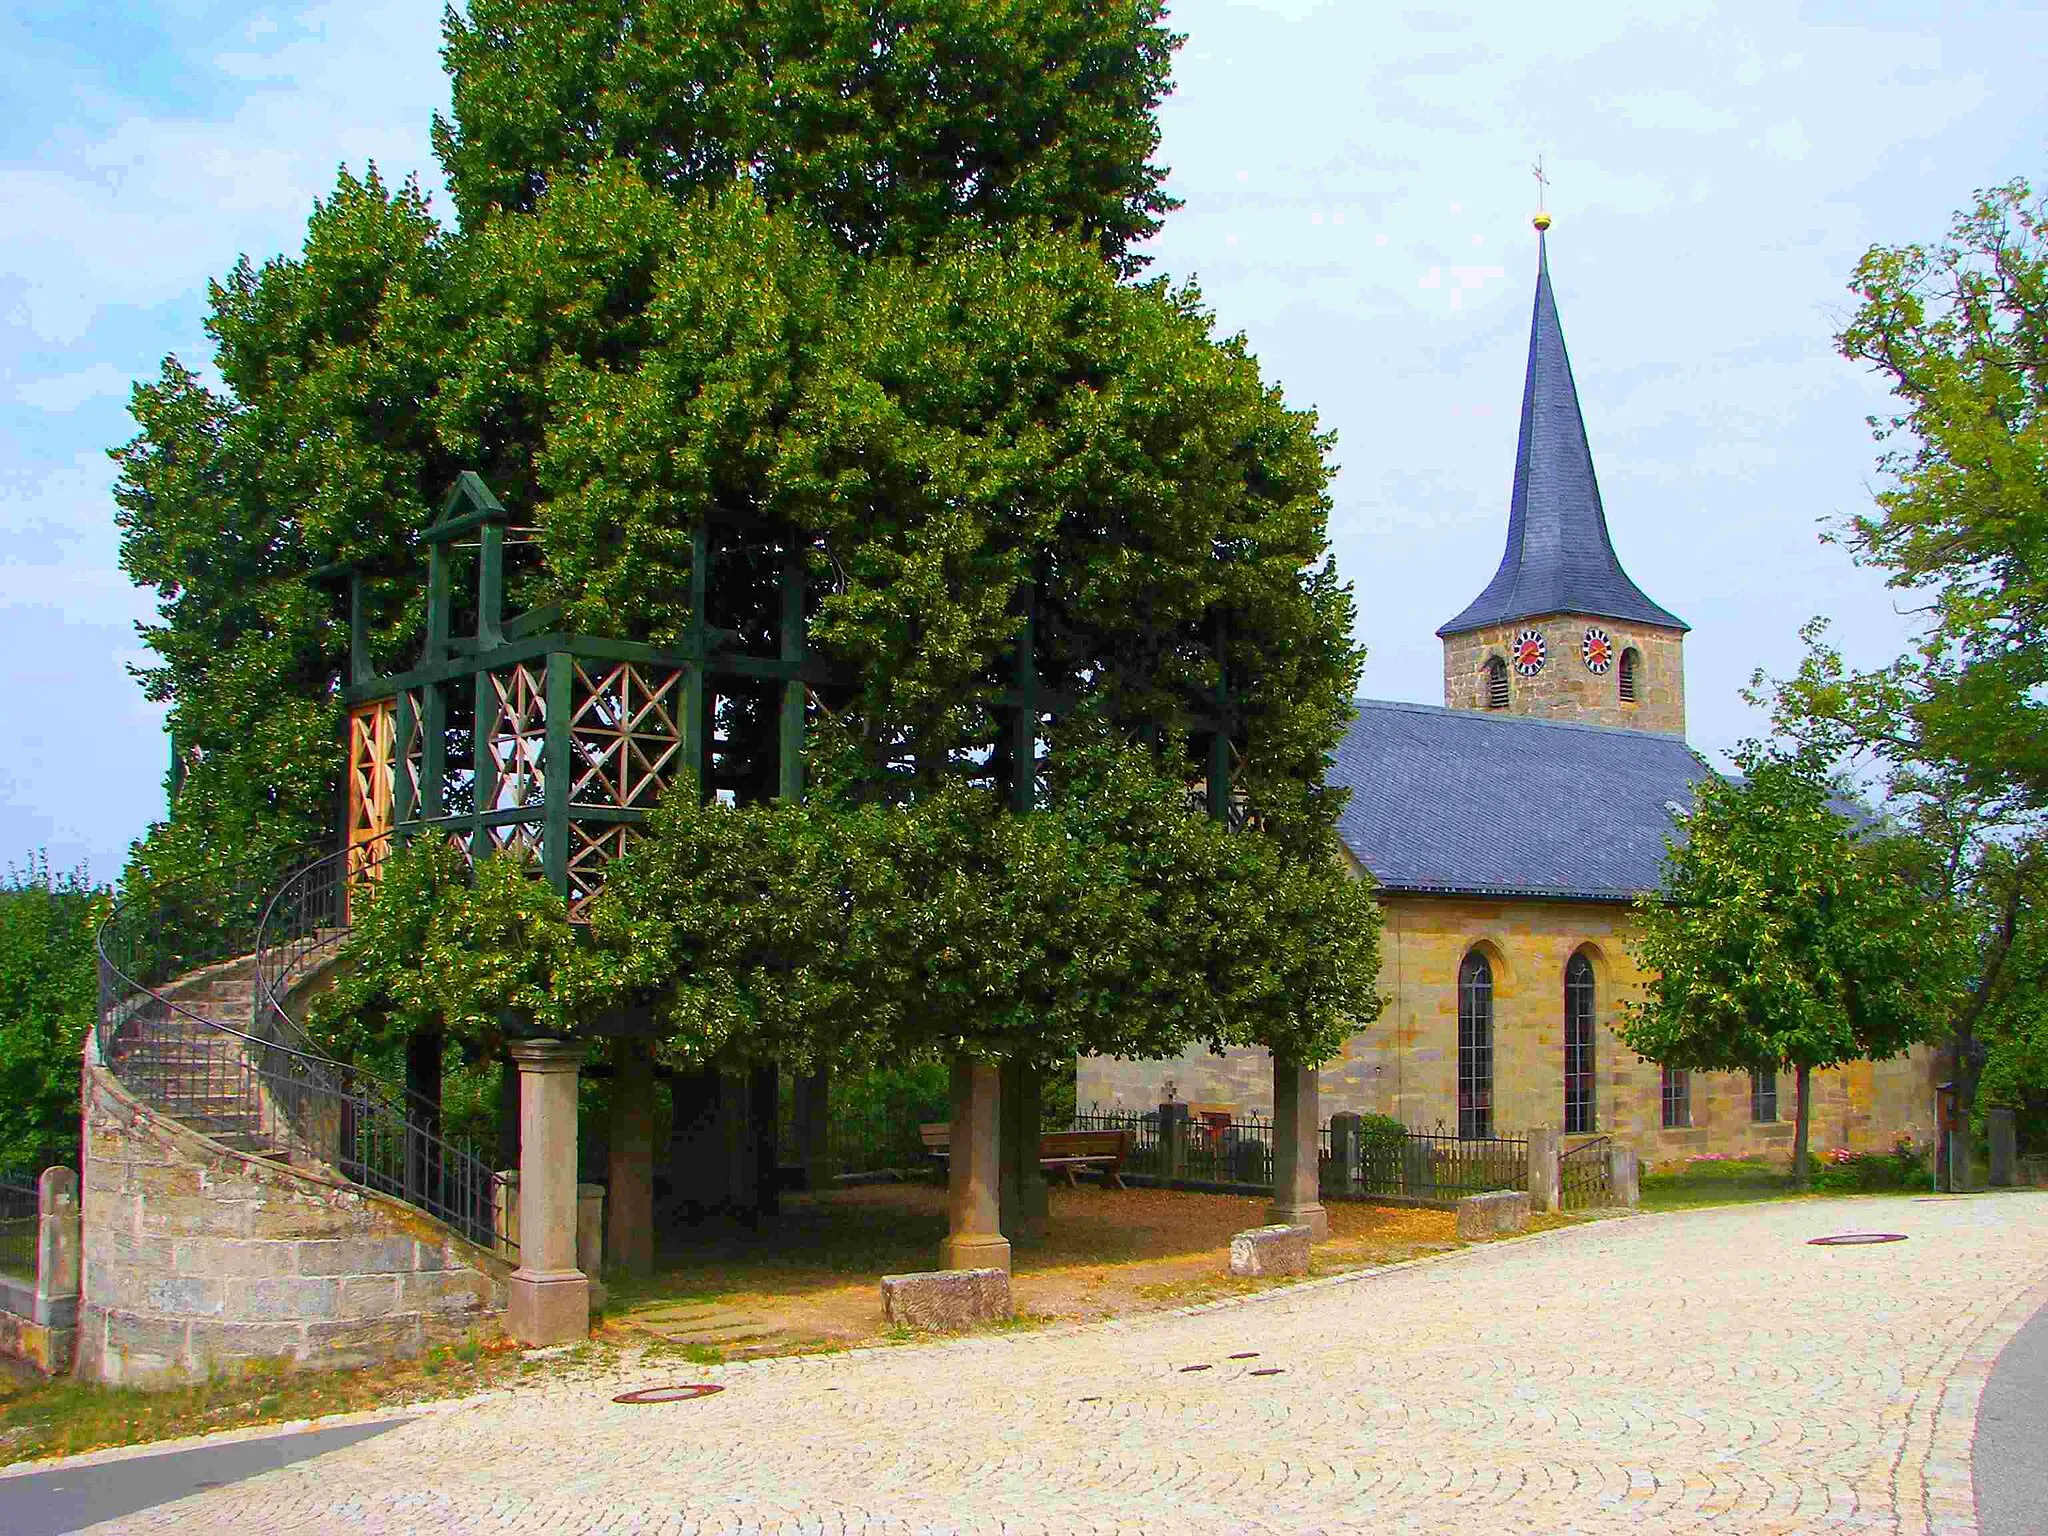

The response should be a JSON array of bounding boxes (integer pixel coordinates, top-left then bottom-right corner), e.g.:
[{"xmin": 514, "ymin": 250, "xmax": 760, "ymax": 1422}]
[
  {"xmin": 1484, "ymin": 656, "xmax": 1510, "ymax": 709},
  {"xmin": 1564, "ymin": 953, "xmax": 1596, "ymax": 1134},
  {"xmin": 1619, "ymin": 647, "xmax": 1640, "ymax": 703},
  {"xmin": 1458, "ymin": 951, "xmax": 1495, "ymax": 1139}
]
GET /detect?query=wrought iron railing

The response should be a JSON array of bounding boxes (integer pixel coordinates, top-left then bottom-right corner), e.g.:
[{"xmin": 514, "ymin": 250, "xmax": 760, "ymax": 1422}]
[
  {"xmin": 1560, "ymin": 1135, "xmax": 1614, "ymax": 1210},
  {"xmin": 1353, "ymin": 1127, "xmax": 1528, "ymax": 1199},
  {"xmin": 95, "ymin": 842, "xmax": 513, "ymax": 1256},
  {"xmin": 0, "ymin": 1171, "xmax": 36, "ymax": 1278}
]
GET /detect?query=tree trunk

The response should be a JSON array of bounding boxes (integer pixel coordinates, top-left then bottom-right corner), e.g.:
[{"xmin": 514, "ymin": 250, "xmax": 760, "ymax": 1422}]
[{"xmin": 1791, "ymin": 1062, "xmax": 1813, "ymax": 1190}]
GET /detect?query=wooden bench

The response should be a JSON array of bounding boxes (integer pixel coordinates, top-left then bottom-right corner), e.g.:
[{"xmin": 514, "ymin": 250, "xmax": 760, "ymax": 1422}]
[
  {"xmin": 1037, "ymin": 1128, "xmax": 1130, "ymax": 1190},
  {"xmin": 917, "ymin": 1125, "xmax": 1131, "ymax": 1190}
]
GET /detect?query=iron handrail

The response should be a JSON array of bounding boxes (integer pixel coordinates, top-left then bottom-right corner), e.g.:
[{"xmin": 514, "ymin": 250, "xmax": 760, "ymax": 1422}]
[{"xmin": 95, "ymin": 840, "xmax": 513, "ymax": 1255}]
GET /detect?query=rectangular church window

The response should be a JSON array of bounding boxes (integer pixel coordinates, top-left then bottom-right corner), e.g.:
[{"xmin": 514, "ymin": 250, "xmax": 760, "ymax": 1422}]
[
  {"xmin": 1661, "ymin": 1067, "xmax": 1691, "ymax": 1129},
  {"xmin": 1751, "ymin": 1069, "xmax": 1778, "ymax": 1123}
]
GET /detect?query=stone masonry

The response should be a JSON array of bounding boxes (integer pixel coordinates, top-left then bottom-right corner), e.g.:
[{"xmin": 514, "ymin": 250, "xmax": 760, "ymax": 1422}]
[
  {"xmin": 79, "ymin": 960, "xmax": 510, "ymax": 1387},
  {"xmin": 1441, "ymin": 611, "xmax": 1686, "ymax": 736},
  {"xmin": 1081, "ymin": 889, "xmax": 1938, "ymax": 1167}
]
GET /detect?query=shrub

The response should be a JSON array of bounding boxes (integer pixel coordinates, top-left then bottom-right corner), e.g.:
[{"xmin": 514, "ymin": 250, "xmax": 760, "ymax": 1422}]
[
  {"xmin": 1806, "ymin": 1138, "xmax": 1928, "ymax": 1193},
  {"xmin": 1356, "ymin": 1113, "xmax": 1408, "ymax": 1151}
]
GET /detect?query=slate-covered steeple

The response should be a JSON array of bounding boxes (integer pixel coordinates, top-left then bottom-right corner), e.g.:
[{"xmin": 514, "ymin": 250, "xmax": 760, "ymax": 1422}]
[{"xmin": 1437, "ymin": 229, "xmax": 1686, "ymax": 638}]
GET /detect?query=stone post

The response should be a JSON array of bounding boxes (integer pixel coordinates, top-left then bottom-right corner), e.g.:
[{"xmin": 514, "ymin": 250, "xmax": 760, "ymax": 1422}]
[
  {"xmin": 507, "ymin": 1039, "xmax": 589, "ymax": 1347},
  {"xmin": 35, "ymin": 1165, "xmax": 79, "ymax": 1325},
  {"xmin": 576, "ymin": 1183, "xmax": 606, "ymax": 1279},
  {"xmin": 1988, "ymin": 1106, "xmax": 2018, "ymax": 1188},
  {"xmin": 1606, "ymin": 1142, "xmax": 1640, "ymax": 1208},
  {"xmin": 606, "ymin": 1039, "xmax": 656, "ymax": 1276},
  {"xmin": 1527, "ymin": 1127, "xmax": 1562, "ymax": 1213},
  {"xmin": 1267, "ymin": 1057, "xmax": 1329, "ymax": 1240},
  {"xmin": 940, "ymin": 1057, "xmax": 1010, "ymax": 1274},
  {"xmin": 1326, "ymin": 1112, "xmax": 1362, "ymax": 1197},
  {"xmin": 1159, "ymin": 1101, "xmax": 1190, "ymax": 1181},
  {"xmin": 999, "ymin": 1060, "xmax": 1048, "ymax": 1242},
  {"xmin": 795, "ymin": 1069, "xmax": 832, "ymax": 1194}
]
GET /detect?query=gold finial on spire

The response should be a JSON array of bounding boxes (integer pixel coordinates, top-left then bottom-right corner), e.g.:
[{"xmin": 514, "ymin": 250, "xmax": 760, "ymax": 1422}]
[{"xmin": 1532, "ymin": 156, "xmax": 1552, "ymax": 231}]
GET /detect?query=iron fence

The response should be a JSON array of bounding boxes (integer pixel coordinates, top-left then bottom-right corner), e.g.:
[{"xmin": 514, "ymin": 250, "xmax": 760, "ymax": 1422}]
[
  {"xmin": 1560, "ymin": 1136, "xmax": 1614, "ymax": 1210},
  {"xmin": 1071, "ymin": 1107, "xmax": 1280, "ymax": 1188},
  {"xmin": 0, "ymin": 1172, "xmax": 34, "ymax": 1279},
  {"xmin": 1351, "ymin": 1128, "xmax": 1528, "ymax": 1200},
  {"xmin": 96, "ymin": 838, "xmax": 514, "ymax": 1256}
]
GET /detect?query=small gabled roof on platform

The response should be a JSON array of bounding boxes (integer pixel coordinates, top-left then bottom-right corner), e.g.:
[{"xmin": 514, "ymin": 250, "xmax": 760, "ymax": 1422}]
[
  {"xmin": 1438, "ymin": 233, "xmax": 1687, "ymax": 638},
  {"xmin": 1329, "ymin": 700, "xmax": 1713, "ymax": 902}
]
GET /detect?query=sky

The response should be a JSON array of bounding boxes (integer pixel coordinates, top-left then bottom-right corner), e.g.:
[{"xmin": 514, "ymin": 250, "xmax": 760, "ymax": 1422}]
[{"xmin": 2, "ymin": 1, "xmax": 2045, "ymax": 878}]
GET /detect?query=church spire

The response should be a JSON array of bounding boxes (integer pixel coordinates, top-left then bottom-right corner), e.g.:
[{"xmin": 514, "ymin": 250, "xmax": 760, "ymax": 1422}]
[{"xmin": 1437, "ymin": 223, "xmax": 1686, "ymax": 638}]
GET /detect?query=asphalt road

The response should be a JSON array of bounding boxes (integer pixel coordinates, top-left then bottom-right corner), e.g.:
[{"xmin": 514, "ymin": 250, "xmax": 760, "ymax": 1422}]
[
  {"xmin": 1977, "ymin": 1298, "xmax": 2048, "ymax": 1536},
  {"xmin": 0, "ymin": 1420, "xmax": 406, "ymax": 1535}
]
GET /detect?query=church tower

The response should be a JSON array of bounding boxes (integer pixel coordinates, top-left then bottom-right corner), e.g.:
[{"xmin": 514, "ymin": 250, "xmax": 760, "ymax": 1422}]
[{"xmin": 1438, "ymin": 218, "xmax": 1687, "ymax": 735}]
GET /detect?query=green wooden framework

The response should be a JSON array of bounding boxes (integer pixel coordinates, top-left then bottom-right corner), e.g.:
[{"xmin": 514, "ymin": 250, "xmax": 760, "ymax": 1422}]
[{"xmin": 341, "ymin": 474, "xmax": 1245, "ymax": 917}]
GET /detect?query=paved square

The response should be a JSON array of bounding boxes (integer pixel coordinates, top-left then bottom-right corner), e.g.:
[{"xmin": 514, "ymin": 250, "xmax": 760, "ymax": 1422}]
[{"xmin": 84, "ymin": 1194, "xmax": 2048, "ymax": 1534}]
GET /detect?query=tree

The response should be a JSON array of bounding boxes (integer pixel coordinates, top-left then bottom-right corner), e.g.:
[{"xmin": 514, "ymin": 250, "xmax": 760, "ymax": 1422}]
[
  {"xmin": 1761, "ymin": 179, "xmax": 2048, "ymax": 1153},
  {"xmin": 1619, "ymin": 747, "xmax": 1959, "ymax": 1186},
  {"xmin": 0, "ymin": 857, "xmax": 103, "ymax": 1172},
  {"xmin": 435, "ymin": 0, "xmax": 1181, "ymax": 272}
]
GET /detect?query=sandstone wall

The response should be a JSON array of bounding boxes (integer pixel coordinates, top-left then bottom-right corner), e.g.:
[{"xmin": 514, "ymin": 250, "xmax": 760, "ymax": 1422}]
[
  {"xmin": 78, "ymin": 1029, "xmax": 509, "ymax": 1388},
  {"xmin": 1441, "ymin": 612, "xmax": 1685, "ymax": 735},
  {"xmin": 1078, "ymin": 891, "xmax": 1938, "ymax": 1167}
]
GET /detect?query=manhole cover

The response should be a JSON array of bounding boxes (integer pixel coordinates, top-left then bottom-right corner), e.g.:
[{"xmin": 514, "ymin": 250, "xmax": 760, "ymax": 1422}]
[
  {"xmin": 1808, "ymin": 1233, "xmax": 1909, "ymax": 1247},
  {"xmin": 1250, "ymin": 1368, "xmax": 1284, "ymax": 1377},
  {"xmin": 1228, "ymin": 1352, "xmax": 1259, "ymax": 1360},
  {"xmin": 613, "ymin": 1384, "xmax": 726, "ymax": 1404},
  {"xmin": 1180, "ymin": 1363, "xmax": 1212, "ymax": 1373}
]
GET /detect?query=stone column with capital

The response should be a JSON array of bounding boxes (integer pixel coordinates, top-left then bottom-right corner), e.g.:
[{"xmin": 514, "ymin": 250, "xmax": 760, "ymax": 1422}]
[
  {"xmin": 1267, "ymin": 1055, "xmax": 1329, "ymax": 1241},
  {"xmin": 507, "ymin": 1039, "xmax": 590, "ymax": 1346},
  {"xmin": 940, "ymin": 1057, "xmax": 1011, "ymax": 1274}
]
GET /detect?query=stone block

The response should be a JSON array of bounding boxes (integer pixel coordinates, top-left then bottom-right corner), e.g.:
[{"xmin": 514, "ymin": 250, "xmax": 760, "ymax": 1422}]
[
  {"xmin": 879, "ymin": 1267, "xmax": 1012, "ymax": 1330},
  {"xmin": 294, "ymin": 1234, "xmax": 417, "ymax": 1277},
  {"xmin": 105, "ymin": 1307, "xmax": 191, "ymax": 1363},
  {"xmin": 1229, "ymin": 1224, "xmax": 1312, "ymax": 1278},
  {"xmin": 185, "ymin": 1318, "xmax": 307, "ymax": 1370},
  {"xmin": 1455, "ymin": 1190, "xmax": 1531, "ymax": 1239},
  {"xmin": 337, "ymin": 1274, "xmax": 402, "ymax": 1321},
  {"xmin": 508, "ymin": 1269, "xmax": 588, "ymax": 1346},
  {"xmin": 305, "ymin": 1315, "xmax": 424, "ymax": 1367},
  {"xmin": 401, "ymin": 1268, "xmax": 492, "ymax": 1315},
  {"xmin": 176, "ymin": 1238, "xmax": 297, "ymax": 1280},
  {"xmin": 233, "ymin": 1276, "xmax": 340, "ymax": 1321},
  {"xmin": 146, "ymin": 1274, "xmax": 224, "ymax": 1317}
]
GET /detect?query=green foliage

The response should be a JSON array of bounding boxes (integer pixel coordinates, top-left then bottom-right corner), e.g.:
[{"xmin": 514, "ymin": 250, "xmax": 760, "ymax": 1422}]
[
  {"xmin": 0, "ymin": 858, "xmax": 103, "ymax": 1171},
  {"xmin": 435, "ymin": 0, "xmax": 1181, "ymax": 272},
  {"xmin": 310, "ymin": 843, "xmax": 586, "ymax": 1066},
  {"xmin": 584, "ymin": 733, "xmax": 1382, "ymax": 1069},
  {"xmin": 1621, "ymin": 745, "xmax": 1961, "ymax": 1182},
  {"xmin": 833, "ymin": 1060, "xmax": 952, "ymax": 1131},
  {"xmin": 1355, "ymin": 1113, "xmax": 1408, "ymax": 1151},
  {"xmin": 1759, "ymin": 179, "xmax": 2048, "ymax": 1141},
  {"xmin": 1806, "ymin": 1139, "xmax": 1928, "ymax": 1194}
]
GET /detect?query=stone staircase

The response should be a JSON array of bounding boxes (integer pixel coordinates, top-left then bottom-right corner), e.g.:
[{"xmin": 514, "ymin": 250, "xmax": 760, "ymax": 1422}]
[{"xmin": 125, "ymin": 956, "xmax": 288, "ymax": 1160}]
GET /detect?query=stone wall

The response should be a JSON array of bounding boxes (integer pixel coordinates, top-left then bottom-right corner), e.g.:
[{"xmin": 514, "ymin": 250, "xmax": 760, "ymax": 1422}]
[
  {"xmin": 1441, "ymin": 612, "xmax": 1686, "ymax": 735},
  {"xmin": 78, "ymin": 1030, "xmax": 510, "ymax": 1388},
  {"xmin": 0, "ymin": 1167, "xmax": 79, "ymax": 1374},
  {"xmin": 1078, "ymin": 890, "xmax": 1938, "ymax": 1166}
]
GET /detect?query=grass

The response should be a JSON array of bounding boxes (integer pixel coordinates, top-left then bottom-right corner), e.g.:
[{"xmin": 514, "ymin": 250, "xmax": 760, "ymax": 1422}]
[
  {"xmin": 0, "ymin": 1329, "xmax": 586, "ymax": 1470},
  {"xmin": 1639, "ymin": 1155, "xmax": 1941, "ymax": 1211}
]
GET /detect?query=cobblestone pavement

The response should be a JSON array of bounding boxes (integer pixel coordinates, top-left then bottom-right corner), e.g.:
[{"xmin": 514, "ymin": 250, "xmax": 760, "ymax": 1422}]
[{"xmin": 86, "ymin": 1194, "xmax": 2048, "ymax": 1535}]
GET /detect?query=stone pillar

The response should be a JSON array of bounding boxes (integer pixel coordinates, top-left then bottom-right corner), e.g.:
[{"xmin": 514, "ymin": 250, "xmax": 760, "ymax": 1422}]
[
  {"xmin": 940, "ymin": 1057, "xmax": 1010, "ymax": 1274},
  {"xmin": 1267, "ymin": 1056, "xmax": 1328, "ymax": 1240},
  {"xmin": 1527, "ymin": 1126, "xmax": 1562, "ymax": 1213},
  {"xmin": 999, "ymin": 1060, "xmax": 1048, "ymax": 1242},
  {"xmin": 507, "ymin": 1039, "xmax": 589, "ymax": 1347},
  {"xmin": 1988, "ymin": 1106, "xmax": 2018, "ymax": 1188},
  {"xmin": 1159, "ymin": 1101, "xmax": 1190, "ymax": 1181},
  {"xmin": 606, "ymin": 1039, "xmax": 656, "ymax": 1276},
  {"xmin": 36, "ymin": 1165, "xmax": 79, "ymax": 1308},
  {"xmin": 1327, "ymin": 1112, "xmax": 1362, "ymax": 1197},
  {"xmin": 795, "ymin": 1069, "xmax": 832, "ymax": 1194},
  {"xmin": 1606, "ymin": 1142, "xmax": 1640, "ymax": 1208}
]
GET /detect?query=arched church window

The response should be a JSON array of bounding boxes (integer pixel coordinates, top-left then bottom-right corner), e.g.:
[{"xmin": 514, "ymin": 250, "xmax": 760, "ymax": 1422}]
[
  {"xmin": 1619, "ymin": 647, "xmax": 1640, "ymax": 703},
  {"xmin": 1564, "ymin": 952, "xmax": 1596, "ymax": 1133},
  {"xmin": 1484, "ymin": 656, "xmax": 1509, "ymax": 710},
  {"xmin": 1458, "ymin": 950, "xmax": 1494, "ymax": 1139}
]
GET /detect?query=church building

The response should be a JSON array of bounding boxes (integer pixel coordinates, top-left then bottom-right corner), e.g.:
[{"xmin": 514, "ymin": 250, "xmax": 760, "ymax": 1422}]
[{"xmin": 1080, "ymin": 220, "xmax": 1936, "ymax": 1165}]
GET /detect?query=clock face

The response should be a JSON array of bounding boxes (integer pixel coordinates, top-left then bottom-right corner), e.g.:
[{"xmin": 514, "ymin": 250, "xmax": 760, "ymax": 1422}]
[
  {"xmin": 1582, "ymin": 626, "xmax": 1614, "ymax": 674},
  {"xmin": 1512, "ymin": 628, "xmax": 1547, "ymax": 677}
]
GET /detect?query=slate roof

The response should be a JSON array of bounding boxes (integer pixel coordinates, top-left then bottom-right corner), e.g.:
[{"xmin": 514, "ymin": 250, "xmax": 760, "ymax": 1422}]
[
  {"xmin": 1330, "ymin": 700, "xmax": 1714, "ymax": 902},
  {"xmin": 1438, "ymin": 234, "xmax": 1688, "ymax": 637}
]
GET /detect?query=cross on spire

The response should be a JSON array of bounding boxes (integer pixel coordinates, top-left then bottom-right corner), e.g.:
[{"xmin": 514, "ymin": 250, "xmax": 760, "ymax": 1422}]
[{"xmin": 1532, "ymin": 156, "xmax": 1552, "ymax": 232}]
